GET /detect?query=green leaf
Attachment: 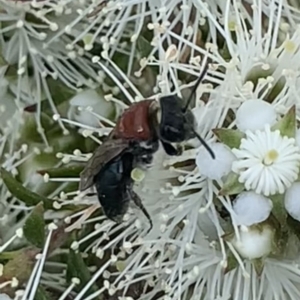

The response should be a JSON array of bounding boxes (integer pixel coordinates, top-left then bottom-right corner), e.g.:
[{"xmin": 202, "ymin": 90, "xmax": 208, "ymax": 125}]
[
  {"xmin": 1, "ymin": 168, "xmax": 53, "ymax": 209},
  {"xmin": 272, "ymin": 105, "xmax": 296, "ymax": 138},
  {"xmin": 0, "ymin": 251, "xmax": 19, "ymax": 261},
  {"xmin": 287, "ymin": 215, "xmax": 300, "ymax": 242},
  {"xmin": 2, "ymin": 247, "xmax": 39, "ymax": 278},
  {"xmin": 219, "ymin": 172, "xmax": 244, "ymax": 196},
  {"xmin": 48, "ymin": 128, "xmax": 88, "ymax": 153},
  {"xmin": 270, "ymin": 194, "xmax": 287, "ymax": 226},
  {"xmin": 23, "ymin": 202, "xmax": 45, "ymax": 248},
  {"xmin": 137, "ymin": 36, "xmax": 153, "ymax": 58},
  {"xmin": 21, "ymin": 112, "xmax": 55, "ymax": 143},
  {"xmin": 66, "ymin": 250, "xmax": 98, "ymax": 295},
  {"xmin": 37, "ymin": 164, "xmax": 84, "ymax": 178},
  {"xmin": 25, "ymin": 78, "xmax": 77, "ymax": 115},
  {"xmin": 266, "ymin": 77, "xmax": 286, "ymax": 103},
  {"xmin": 45, "ymin": 78, "xmax": 77, "ymax": 109},
  {"xmin": 0, "ymin": 54, "xmax": 7, "ymax": 67},
  {"xmin": 35, "ymin": 286, "xmax": 52, "ymax": 300},
  {"xmin": 252, "ymin": 258, "xmax": 264, "ymax": 276},
  {"xmin": 213, "ymin": 128, "xmax": 245, "ymax": 149},
  {"xmin": 245, "ymin": 66, "xmax": 273, "ymax": 89},
  {"xmin": 224, "ymin": 252, "xmax": 238, "ymax": 274},
  {"xmin": 5, "ymin": 64, "xmax": 18, "ymax": 79},
  {"xmin": 0, "ymin": 247, "xmax": 40, "ymax": 295}
]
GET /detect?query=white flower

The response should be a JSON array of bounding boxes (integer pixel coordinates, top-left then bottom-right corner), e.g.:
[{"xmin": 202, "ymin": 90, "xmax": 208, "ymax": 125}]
[
  {"xmin": 233, "ymin": 191, "xmax": 273, "ymax": 226},
  {"xmin": 232, "ymin": 125, "xmax": 300, "ymax": 196},
  {"xmin": 236, "ymin": 99, "xmax": 277, "ymax": 132},
  {"xmin": 196, "ymin": 142, "xmax": 236, "ymax": 180},
  {"xmin": 285, "ymin": 182, "xmax": 300, "ymax": 221},
  {"xmin": 231, "ymin": 224, "xmax": 275, "ymax": 259}
]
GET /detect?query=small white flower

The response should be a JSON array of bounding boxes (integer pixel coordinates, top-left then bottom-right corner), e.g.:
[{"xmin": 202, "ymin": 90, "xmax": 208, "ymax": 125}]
[
  {"xmin": 232, "ymin": 125, "xmax": 300, "ymax": 196},
  {"xmin": 231, "ymin": 224, "xmax": 275, "ymax": 259},
  {"xmin": 236, "ymin": 100, "xmax": 277, "ymax": 132},
  {"xmin": 233, "ymin": 191, "xmax": 273, "ymax": 226},
  {"xmin": 285, "ymin": 182, "xmax": 300, "ymax": 221},
  {"xmin": 196, "ymin": 143, "xmax": 236, "ymax": 180}
]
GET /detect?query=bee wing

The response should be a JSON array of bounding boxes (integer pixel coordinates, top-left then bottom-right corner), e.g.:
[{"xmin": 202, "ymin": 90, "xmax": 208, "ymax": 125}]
[{"xmin": 79, "ymin": 139, "xmax": 130, "ymax": 191}]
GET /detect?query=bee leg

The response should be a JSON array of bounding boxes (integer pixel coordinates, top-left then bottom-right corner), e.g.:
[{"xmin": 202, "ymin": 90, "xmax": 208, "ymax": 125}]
[
  {"xmin": 129, "ymin": 190, "xmax": 152, "ymax": 233},
  {"xmin": 161, "ymin": 141, "xmax": 182, "ymax": 156}
]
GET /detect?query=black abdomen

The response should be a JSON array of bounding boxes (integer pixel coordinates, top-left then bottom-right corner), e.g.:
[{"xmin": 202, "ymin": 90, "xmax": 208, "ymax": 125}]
[{"xmin": 94, "ymin": 152, "xmax": 134, "ymax": 222}]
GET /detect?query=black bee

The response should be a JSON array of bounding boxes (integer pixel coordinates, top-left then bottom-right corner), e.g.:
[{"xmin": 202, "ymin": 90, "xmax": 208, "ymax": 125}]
[
  {"xmin": 80, "ymin": 63, "xmax": 215, "ymax": 231},
  {"xmin": 80, "ymin": 139, "xmax": 153, "ymax": 230}
]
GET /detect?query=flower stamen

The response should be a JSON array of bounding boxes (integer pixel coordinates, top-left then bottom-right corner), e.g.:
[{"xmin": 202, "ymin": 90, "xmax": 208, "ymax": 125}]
[{"xmin": 263, "ymin": 149, "xmax": 279, "ymax": 165}]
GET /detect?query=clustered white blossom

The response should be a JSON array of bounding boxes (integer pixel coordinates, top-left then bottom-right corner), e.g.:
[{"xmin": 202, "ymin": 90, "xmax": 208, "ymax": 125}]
[{"xmin": 3, "ymin": 1, "xmax": 300, "ymax": 300}]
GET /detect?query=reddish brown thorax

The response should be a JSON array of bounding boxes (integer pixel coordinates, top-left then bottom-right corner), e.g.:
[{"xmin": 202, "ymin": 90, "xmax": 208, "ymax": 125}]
[{"xmin": 112, "ymin": 100, "xmax": 155, "ymax": 140}]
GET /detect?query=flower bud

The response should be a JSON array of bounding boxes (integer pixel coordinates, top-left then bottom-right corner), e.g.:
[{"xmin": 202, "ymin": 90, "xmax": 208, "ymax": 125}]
[{"xmin": 231, "ymin": 222, "xmax": 275, "ymax": 260}]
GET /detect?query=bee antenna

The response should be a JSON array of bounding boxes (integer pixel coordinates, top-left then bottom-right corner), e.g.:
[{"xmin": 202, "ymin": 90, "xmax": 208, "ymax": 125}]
[
  {"xmin": 192, "ymin": 127, "xmax": 215, "ymax": 159},
  {"xmin": 181, "ymin": 57, "xmax": 214, "ymax": 158},
  {"xmin": 183, "ymin": 61, "xmax": 209, "ymax": 113}
]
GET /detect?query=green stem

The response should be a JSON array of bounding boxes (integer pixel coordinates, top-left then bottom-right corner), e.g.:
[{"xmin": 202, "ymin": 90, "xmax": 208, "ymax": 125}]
[
  {"xmin": 270, "ymin": 194, "xmax": 287, "ymax": 227},
  {"xmin": 269, "ymin": 195, "xmax": 289, "ymax": 256},
  {"xmin": 0, "ymin": 250, "xmax": 19, "ymax": 261}
]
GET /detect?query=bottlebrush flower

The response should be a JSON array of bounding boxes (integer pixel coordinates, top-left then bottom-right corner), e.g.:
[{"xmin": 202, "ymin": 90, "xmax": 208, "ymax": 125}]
[
  {"xmin": 49, "ymin": 1, "xmax": 300, "ymax": 299},
  {"xmin": 3, "ymin": 1, "xmax": 300, "ymax": 300}
]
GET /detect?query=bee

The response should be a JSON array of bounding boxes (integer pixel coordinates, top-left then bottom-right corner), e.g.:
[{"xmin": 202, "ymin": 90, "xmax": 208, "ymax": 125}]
[
  {"xmin": 80, "ymin": 139, "xmax": 153, "ymax": 230},
  {"xmin": 80, "ymin": 63, "xmax": 215, "ymax": 231}
]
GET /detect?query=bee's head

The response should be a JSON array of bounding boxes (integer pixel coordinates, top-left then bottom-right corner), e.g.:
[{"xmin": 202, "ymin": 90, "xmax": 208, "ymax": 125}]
[
  {"xmin": 155, "ymin": 62, "xmax": 215, "ymax": 159},
  {"xmin": 158, "ymin": 95, "xmax": 195, "ymax": 143}
]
